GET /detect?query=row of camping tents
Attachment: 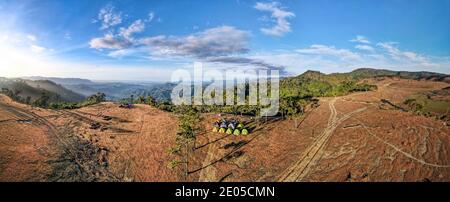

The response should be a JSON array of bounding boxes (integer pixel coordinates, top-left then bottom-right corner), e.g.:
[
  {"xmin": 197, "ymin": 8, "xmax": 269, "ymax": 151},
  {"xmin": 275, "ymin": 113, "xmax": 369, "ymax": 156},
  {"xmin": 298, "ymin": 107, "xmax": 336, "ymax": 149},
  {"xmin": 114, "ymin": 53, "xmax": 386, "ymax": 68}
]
[{"xmin": 212, "ymin": 119, "xmax": 249, "ymax": 135}]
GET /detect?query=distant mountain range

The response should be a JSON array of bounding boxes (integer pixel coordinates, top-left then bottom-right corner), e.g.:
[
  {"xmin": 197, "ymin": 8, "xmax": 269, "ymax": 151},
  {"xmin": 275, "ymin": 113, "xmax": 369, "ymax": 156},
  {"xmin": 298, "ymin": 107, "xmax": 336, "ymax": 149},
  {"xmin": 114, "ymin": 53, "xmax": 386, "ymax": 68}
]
[
  {"xmin": 61, "ymin": 82, "xmax": 175, "ymax": 101},
  {"xmin": 22, "ymin": 76, "xmax": 94, "ymax": 85},
  {"xmin": 22, "ymin": 76, "xmax": 174, "ymax": 101},
  {"xmin": 0, "ymin": 68, "xmax": 447, "ymax": 104}
]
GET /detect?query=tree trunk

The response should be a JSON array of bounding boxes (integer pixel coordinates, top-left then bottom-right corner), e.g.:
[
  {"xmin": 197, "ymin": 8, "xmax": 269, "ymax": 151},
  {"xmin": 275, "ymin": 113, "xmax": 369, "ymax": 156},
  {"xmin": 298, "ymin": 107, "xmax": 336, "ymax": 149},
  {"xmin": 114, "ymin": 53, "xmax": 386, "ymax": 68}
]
[{"xmin": 184, "ymin": 141, "xmax": 188, "ymax": 181}]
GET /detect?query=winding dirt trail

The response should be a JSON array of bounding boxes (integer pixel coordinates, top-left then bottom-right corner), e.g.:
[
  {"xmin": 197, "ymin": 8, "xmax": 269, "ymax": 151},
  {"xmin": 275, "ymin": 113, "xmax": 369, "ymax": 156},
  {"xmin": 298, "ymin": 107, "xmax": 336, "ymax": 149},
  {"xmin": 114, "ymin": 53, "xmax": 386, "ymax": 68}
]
[
  {"xmin": 278, "ymin": 98, "xmax": 367, "ymax": 182},
  {"xmin": 354, "ymin": 118, "xmax": 450, "ymax": 168}
]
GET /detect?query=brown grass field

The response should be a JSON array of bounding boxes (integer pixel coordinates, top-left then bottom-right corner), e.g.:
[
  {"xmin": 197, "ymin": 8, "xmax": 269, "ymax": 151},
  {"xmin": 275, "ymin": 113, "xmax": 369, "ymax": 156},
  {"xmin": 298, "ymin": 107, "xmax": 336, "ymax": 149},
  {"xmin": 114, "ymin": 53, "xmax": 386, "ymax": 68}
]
[{"xmin": 0, "ymin": 77, "xmax": 449, "ymax": 182}]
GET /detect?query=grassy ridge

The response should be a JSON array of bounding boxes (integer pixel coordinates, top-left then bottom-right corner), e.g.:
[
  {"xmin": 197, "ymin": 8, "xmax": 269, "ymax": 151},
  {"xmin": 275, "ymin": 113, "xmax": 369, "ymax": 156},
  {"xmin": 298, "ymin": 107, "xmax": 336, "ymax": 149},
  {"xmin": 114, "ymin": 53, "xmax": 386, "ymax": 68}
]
[
  {"xmin": 403, "ymin": 87, "xmax": 450, "ymax": 123},
  {"xmin": 0, "ymin": 77, "xmax": 85, "ymax": 104}
]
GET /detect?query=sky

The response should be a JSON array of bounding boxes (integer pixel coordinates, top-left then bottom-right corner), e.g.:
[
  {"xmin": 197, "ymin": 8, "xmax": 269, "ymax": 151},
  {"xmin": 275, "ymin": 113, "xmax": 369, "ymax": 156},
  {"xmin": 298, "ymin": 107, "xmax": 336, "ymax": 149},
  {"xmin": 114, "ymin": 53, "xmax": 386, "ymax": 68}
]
[{"xmin": 0, "ymin": 0, "xmax": 449, "ymax": 81}]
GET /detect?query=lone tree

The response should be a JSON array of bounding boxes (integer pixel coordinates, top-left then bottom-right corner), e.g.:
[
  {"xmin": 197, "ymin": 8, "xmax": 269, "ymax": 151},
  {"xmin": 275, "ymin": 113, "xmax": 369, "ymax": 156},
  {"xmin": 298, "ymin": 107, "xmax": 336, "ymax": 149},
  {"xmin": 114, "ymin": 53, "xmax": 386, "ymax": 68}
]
[
  {"xmin": 87, "ymin": 92, "xmax": 106, "ymax": 104},
  {"xmin": 137, "ymin": 96, "xmax": 146, "ymax": 104},
  {"xmin": 33, "ymin": 92, "xmax": 51, "ymax": 108},
  {"xmin": 146, "ymin": 96, "xmax": 156, "ymax": 106},
  {"xmin": 168, "ymin": 105, "xmax": 201, "ymax": 181},
  {"xmin": 280, "ymin": 96, "xmax": 306, "ymax": 128}
]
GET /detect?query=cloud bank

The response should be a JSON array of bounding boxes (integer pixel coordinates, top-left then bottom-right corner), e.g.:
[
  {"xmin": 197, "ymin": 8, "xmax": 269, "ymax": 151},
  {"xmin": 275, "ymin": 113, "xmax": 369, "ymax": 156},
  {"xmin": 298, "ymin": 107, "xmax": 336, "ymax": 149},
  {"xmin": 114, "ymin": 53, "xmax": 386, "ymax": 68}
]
[{"xmin": 139, "ymin": 26, "xmax": 250, "ymax": 58}]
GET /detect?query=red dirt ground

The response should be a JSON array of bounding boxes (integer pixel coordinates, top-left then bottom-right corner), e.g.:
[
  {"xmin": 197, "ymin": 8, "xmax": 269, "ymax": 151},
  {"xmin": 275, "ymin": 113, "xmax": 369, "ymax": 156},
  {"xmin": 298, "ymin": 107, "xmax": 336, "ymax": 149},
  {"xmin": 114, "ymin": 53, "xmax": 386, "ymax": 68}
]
[{"xmin": 0, "ymin": 77, "xmax": 449, "ymax": 181}]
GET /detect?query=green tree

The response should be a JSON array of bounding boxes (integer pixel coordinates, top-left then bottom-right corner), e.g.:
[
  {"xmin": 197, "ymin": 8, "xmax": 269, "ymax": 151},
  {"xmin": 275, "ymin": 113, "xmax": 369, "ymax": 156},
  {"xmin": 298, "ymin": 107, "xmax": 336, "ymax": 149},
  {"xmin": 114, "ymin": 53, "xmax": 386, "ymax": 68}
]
[
  {"xmin": 33, "ymin": 92, "xmax": 50, "ymax": 108},
  {"xmin": 168, "ymin": 105, "xmax": 201, "ymax": 180},
  {"xmin": 146, "ymin": 96, "xmax": 156, "ymax": 106}
]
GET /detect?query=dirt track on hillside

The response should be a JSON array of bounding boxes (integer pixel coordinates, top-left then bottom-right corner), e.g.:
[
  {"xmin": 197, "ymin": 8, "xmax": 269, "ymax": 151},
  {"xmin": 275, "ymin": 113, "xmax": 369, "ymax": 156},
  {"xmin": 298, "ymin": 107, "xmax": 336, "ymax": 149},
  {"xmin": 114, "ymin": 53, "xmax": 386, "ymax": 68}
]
[
  {"xmin": 278, "ymin": 98, "xmax": 368, "ymax": 181},
  {"xmin": 0, "ymin": 78, "xmax": 449, "ymax": 181}
]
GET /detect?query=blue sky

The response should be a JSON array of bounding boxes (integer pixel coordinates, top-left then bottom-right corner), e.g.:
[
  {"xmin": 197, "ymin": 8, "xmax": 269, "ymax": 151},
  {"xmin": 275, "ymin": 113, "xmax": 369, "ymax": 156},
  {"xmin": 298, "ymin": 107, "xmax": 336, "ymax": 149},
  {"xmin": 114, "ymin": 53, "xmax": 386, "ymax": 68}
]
[{"xmin": 0, "ymin": 0, "xmax": 449, "ymax": 81}]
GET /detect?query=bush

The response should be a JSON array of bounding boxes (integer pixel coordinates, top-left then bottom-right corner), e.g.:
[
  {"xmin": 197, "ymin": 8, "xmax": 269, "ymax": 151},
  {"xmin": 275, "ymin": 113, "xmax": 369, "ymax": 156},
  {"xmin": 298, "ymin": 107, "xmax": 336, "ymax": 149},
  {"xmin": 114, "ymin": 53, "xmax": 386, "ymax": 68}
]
[
  {"xmin": 167, "ymin": 160, "xmax": 180, "ymax": 170},
  {"xmin": 167, "ymin": 145, "xmax": 181, "ymax": 155}
]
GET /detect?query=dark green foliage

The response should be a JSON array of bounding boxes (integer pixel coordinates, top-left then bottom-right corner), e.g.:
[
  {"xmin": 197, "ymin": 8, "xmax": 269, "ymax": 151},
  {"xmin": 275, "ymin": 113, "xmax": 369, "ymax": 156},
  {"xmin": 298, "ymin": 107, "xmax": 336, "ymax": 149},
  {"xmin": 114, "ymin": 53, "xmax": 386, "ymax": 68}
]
[
  {"xmin": 277, "ymin": 70, "xmax": 378, "ymax": 118},
  {"xmin": 136, "ymin": 96, "xmax": 146, "ymax": 104},
  {"xmin": 402, "ymin": 90, "xmax": 449, "ymax": 122},
  {"xmin": 403, "ymin": 98, "xmax": 423, "ymax": 111},
  {"xmin": 348, "ymin": 68, "xmax": 448, "ymax": 81},
  {"xmin": 47, "ymin": 92, "xmax": 105, "ymax": 109},
  {"xmin": 33, "ymin": 92, "xmax": 51, "ymax": 108},
  {"xmin": 280, "ymin": 96, "xmax": 307, "ymax": 118},
  {"xmin": 280, "ymin": 72, "xmax": 377, "ymax": 98},
  {"xmin": 156, "ymin": 100, "xmax": 175, "ymax": 112},
  {"xmin": 146, "ymin": 96, "xmax": 156, "ymax": 106}
]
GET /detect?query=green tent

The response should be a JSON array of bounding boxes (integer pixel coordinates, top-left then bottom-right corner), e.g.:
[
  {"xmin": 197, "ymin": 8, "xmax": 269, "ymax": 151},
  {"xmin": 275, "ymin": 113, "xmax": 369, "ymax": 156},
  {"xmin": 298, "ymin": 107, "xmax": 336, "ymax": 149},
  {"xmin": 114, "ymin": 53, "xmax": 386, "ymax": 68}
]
[
  {"xmin": 219, "ymin": 127, "xmax": 226, "ymax": 133},
  {"xmin": 233, "ymin": 129, "xmax": 241, "ymax": 135},
  {"xmin": 226, "ymin": 128, "xmax": 233, "ymax": 134},
  {"xmin": 237, "ymin": 123, "xmax": 244, "ymax": 129},
  {"xmin": 212, "ymin": 127, "xmax": 219, "ymax": 132},
  {"xmin": 241, "ymin": 128, "xmax": 249, "ymax": 135}
]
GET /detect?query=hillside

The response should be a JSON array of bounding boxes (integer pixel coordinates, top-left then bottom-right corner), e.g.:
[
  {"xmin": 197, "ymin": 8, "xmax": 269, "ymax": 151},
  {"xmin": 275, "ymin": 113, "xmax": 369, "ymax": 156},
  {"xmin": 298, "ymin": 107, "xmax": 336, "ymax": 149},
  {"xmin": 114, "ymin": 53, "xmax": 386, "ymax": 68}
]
[
  {"xmin": 0, "ymin": 77, "xmax": 449, "ymax": 182},
  {"xmin": 0, "ymin": 77, "xmax": 85, "ymax": 103},
  {"xmin": 22, "ymin": 76, "xmax": 94, "ymax": 85},
  {"xmin": 62, "ymin": 82, "xmax": 174, "ymax": 101},
  {"xmin": 23, "ymin": 80, "xmax": 86, "ymax": 102},
  {"xmin": 25, "ymin": 76, "xmax": 174, "ymax": 101},
  {"xmin": 280, "ymin": 68, "xmax": 449, "ymax": 98},
  {"xmin": 0, "ymin": 94, "xmax": 178, "ymax": 181}
]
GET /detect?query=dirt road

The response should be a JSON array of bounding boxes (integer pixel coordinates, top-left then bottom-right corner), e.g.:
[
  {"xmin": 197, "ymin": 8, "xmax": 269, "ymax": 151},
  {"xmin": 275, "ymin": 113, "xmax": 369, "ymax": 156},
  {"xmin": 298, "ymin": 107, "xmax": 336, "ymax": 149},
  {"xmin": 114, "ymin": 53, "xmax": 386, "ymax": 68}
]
[{"xmin": 278, "ymin": 98, "xmax": 367, "ymax": 182}]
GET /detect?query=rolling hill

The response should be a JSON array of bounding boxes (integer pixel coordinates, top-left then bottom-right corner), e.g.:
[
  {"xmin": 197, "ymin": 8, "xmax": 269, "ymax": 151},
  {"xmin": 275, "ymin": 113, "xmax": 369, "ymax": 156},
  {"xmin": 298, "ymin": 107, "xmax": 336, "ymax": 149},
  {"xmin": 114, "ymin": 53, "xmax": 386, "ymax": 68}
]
[
  {"xmin": 0, "ymin": 77, "xmax": 85, "ymax": 103},
  {"xmin": 23, "ymin": 76, "xmax": 175, "ymax": 101}
]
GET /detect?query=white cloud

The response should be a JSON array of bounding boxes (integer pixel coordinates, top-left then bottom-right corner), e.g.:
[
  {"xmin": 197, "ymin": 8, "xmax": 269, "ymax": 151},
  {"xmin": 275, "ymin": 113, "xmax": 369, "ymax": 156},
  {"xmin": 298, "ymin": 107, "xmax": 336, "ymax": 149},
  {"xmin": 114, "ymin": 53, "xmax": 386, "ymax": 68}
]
[
  {"xmin": 350, "ymin": 35, "xmax": 371, "ymax": 44},
  {"xmin": 90, "ymin": 25, "xmax": 251, "ymax": 66},
  {"xmin": 97, "ymin": 4, "xmax": 122, "ymax": 30},
  {"xmin": 377, "ymin": 42, "xmax": 427, "ymax": 63},
  {"xmin": 146, "ymin": 12, "xmax": 155, "ymax": 23},
  {"xmin": 89, "ymin": 33, "xmax": 132, "ymax": 49},
  {"xmin": 206, "ymin": 56, "xmax": 286, "ymax": 73},
  {"xmin": 30, "ymin": 45, "xmax": 45, "ymax": 53},
  {"xmin": 119, "ymin": 19, "xmax": 145, "ymax": 40},
  {"xmin": 355, "ymin": 44, "xmax": 374, "ymax": 52},
  {"xmin": 296, "ymin": 44, "xmax": 361, "ymax": 60},
  {"xmin": 89, "ymin": 23, "xmax": 276, "ymax": 71},
  {"xmin": 139, "ymin": 26, "xmax": 250, "ymax": 58},
  {"xmin": 107, "ymin": 49, "xmax": 138, "ymax": 58},
  {"xmin": 377, "ymin": 42, "xmax": 399, "ymax": 54},
  {"xmin": 254, "ymin": 2, "xmax": 295, "ymax": 37}
]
